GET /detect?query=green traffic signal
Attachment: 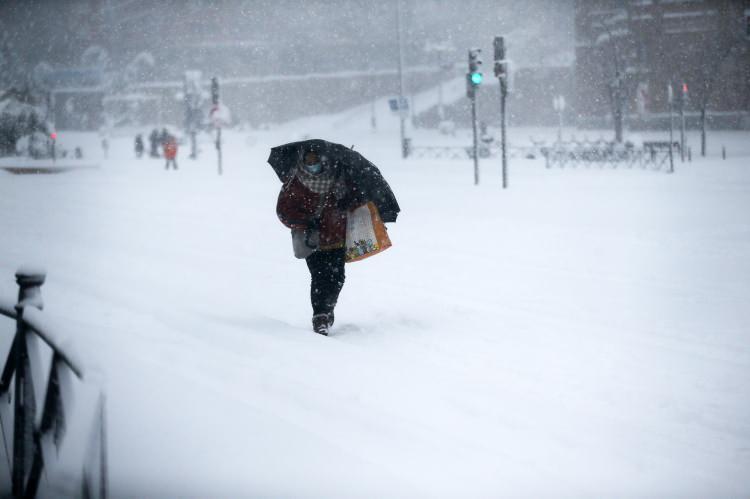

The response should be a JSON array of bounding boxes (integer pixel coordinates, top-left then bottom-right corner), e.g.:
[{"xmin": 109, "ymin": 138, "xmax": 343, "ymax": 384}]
[{"xmin": 470, "ymin": 72, "xmax": 483, "ymax": 85}]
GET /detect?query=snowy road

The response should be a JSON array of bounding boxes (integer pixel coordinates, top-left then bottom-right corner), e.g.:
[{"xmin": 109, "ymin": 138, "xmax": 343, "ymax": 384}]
[{"xmin": 1, "ymin": 118, "xmax": 749, "ymax": 497}]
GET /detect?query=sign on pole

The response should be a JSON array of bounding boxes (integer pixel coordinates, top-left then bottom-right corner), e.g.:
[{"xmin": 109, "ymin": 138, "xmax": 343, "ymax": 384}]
[{"xmin": 388, "ymin": 97, "xmax": 409, "ymax": 113}]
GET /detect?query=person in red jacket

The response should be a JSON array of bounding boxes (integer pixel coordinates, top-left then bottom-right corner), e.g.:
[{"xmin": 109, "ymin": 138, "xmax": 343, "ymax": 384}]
[
  {"xmin": 276, "ymin": 146, "xmax": 356, "ymax": 335},
  {"xmin": 163, "ymin": 134, "xmax": 178, "ymax": 170}
]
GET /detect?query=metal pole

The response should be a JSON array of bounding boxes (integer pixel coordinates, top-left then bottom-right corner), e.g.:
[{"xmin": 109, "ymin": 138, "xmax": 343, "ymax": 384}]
[
  {"xmin": 471, "ymin": 90, "xmax": 479, "ymax": 185},
  {"xmin": 500, "ymin": 79, "xmax": 508, "ymax": 189},
  {"xmin": 680, "ymin": 104, "xmax": 686, "ymax": 163},
  {"xmin": 396, "ymin": 0, "xmax": 407, "ymax": 158},
  {"xmin": 437, "ymin": 50, "xmax": 445, "ymax": 121},
  {"xmin": 700, "ymin": 107, "xmax": 706, "ymax": 157},
  {"xmin": 216, "ymin": 127, "xmax": 223, "ymax": 176},
  {"xmin": 668, "ymin": 93, "xmax": 674, "ymax": 174}
]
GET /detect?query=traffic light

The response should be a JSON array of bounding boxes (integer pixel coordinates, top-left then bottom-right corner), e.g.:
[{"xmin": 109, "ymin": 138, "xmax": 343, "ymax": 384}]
[
  {"xmin": 493, "ymin": 36, "xmax": 506, "ymax": 79},
  {"xmin": 468, "ymin": 48, "xmax": 483, "ymax": 85},
  {"xmin": 674, "ymin": 81, "xmax": 688, "ymax": 109}
]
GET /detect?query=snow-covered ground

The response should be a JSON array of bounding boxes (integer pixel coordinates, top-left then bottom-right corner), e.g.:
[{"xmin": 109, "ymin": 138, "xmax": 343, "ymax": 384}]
[{"xmin": 1, "ymin": 98, "xmax": 749, "ymax": 497}]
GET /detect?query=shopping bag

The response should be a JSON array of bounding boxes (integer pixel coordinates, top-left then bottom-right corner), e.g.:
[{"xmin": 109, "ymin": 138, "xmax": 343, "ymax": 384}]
[{"xmin": 345, "ymin": 202, "xmax": 392, "ymax": 263}]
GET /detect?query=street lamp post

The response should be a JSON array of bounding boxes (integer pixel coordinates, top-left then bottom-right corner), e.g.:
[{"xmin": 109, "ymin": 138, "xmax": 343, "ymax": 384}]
[{"xmin": 396, "ymin": 0, "xmax": 408, "ymax": 158}]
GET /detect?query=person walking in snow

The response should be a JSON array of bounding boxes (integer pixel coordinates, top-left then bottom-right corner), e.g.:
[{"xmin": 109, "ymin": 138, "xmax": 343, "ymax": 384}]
[
  {"xmin": 134, "ymin": 134, "xmax": 144, "ymax": 158},
  {"xmin": 276, "ymin": 145, "xmax": 356, "ymax": 335},
  {"xmin": 163, "ymin": 134, "xmax": 178, "ymax": 170},
  {"xmin": 270, "ymin": 139, "xmax": 399, "ymax": 336}
]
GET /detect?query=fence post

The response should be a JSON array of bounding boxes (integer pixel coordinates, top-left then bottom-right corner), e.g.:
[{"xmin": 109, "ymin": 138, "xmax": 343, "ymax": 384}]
[{"xmin": 12, "ymin": 270, "xmax": 45, "ymax": 497}]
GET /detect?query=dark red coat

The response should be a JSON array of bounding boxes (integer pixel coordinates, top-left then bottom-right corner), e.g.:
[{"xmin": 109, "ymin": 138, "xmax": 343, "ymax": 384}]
[{"xmin": 277, "ymin": 177, "xmax": 349, "ymax": 250}]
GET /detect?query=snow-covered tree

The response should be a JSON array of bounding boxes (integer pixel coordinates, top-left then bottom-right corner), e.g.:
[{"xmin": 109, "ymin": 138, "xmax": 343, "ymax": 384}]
[{"xmin": 0, "ymin": 87, "xmax": 51, "ymax": 157}]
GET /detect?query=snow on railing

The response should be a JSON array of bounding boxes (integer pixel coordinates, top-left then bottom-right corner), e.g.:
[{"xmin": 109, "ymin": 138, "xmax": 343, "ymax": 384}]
[
  {"xmin": 0, "ymin": 269, "xmax": 107, "ymax": 498},
  {"xmin": 538, "ymin": 139, "xmax": 677, "ymax": 171}
]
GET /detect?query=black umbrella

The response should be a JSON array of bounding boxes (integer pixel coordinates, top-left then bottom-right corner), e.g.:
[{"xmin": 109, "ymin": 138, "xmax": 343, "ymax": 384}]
[{"xmin": 268, "ymin": 139, "xmax": 400, "ymax": 223}]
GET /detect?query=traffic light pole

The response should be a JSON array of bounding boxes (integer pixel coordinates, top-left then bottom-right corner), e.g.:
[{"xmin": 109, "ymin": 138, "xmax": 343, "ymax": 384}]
[
  {"xmin": 668, "ymin": 82, "xmax": 674, "ymax": 174},
  {"xmin": 679, "ymin": 99, "xmax": 686, "ymax": 163},
  {"xmin": 471, "ymin": 87, "xmax": 479, "ymax": 185},
  {"xmin": 467, "ymin": 48, "xmax": 483, "ymax": 185},
  {"xmin": 494, "ymin": 36, "xmax": 508, "ymax": 189}
]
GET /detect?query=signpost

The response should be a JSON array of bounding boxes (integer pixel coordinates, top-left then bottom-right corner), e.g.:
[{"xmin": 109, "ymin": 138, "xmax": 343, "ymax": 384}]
[{"xmin": 210, "ymin": 77, "xmax": 222, "ymax": 176}]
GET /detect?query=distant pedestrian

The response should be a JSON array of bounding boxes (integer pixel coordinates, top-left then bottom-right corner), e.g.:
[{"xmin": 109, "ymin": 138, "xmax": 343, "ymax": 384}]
[
  {"xmin": 163, "ymin": 134, "xmax": 178, "ymax": 170},
  {"xmin": 149, "ymin": 129, "xmax": 160, "ymax": 157},
  {"xmin": 134, "ymin": 134, "xmax": 144, "ymax": 158},
  {"xmin": 101, "ymin": 136, "xmax": 109, "ymax": 159}
]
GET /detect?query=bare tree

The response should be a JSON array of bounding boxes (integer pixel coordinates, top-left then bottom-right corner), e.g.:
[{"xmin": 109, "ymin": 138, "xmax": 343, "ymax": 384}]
[{"xmin": 595, "ymin": 19, "xmax": 628, "ymax": 143}]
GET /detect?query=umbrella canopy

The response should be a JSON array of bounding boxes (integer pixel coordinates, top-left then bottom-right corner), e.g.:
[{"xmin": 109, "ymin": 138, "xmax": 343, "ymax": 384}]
[{"xmin": 268, "ymin": 139, "xmax": 400, "ymax": 223}]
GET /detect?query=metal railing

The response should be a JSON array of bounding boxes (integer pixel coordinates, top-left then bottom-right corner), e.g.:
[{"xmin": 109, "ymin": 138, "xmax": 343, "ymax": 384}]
[
  {"xmin": 0, "ymin": 269, "xmax": 107, "ymax": 498},
  {"xmin": 539, "ymin": 140, "xmax": 675, "ymax": 171},
  {"xmin": 408, "ymin": 143, "xmax": 540, "ymax": 161}
]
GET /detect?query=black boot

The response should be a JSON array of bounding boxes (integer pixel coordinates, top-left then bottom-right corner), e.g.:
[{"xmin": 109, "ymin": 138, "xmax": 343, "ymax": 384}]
[{"xmin": 312, "ymin": 313, "xmax": 334, "ymax": 336}]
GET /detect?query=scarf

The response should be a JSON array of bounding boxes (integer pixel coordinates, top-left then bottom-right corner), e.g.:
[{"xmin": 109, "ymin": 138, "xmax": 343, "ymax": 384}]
[{"xmin": 296, "ymin": 164, "xmax": 336, "ymax": 194}]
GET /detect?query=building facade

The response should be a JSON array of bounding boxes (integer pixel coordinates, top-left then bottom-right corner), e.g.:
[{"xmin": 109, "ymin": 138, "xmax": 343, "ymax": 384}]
[{"xmin": 575, "ymin": 0, "xmax": 750, "ymax": 129}]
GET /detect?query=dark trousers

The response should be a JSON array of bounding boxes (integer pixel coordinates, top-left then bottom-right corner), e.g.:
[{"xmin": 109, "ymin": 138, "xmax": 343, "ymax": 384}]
[
  {"xmin": 165, "ymin": 159, "xmax": 178, "ymax": 170},
  {"xmin": 305, "ymin": 248, "xmax": 346, "ymax": 315}
]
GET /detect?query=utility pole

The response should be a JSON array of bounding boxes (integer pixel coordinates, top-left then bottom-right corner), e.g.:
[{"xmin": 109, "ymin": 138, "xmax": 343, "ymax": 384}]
[
  {"xmin": 396, "ymin": 0, "xmax": 408, "ymax": 158},
  {"xmin": 467, "ymin": 48, "xmax": 483, "ymax": 185},
  {"xmin": 494, "ymin": 36, "xmax": 509, "ymax": 189}
]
